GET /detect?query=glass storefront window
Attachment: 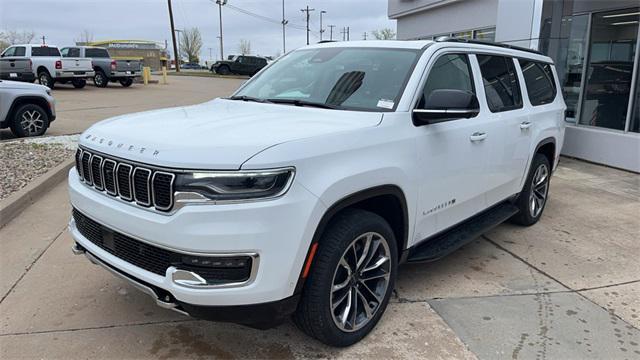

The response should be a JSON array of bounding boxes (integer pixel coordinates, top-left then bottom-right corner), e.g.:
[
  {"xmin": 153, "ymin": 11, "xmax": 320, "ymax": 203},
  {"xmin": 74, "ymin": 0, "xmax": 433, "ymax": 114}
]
[
  {"xmin": 559, "ymin": 14, "xmax": 589, "ymax": 123},
  {"xmin": 452, "ymin": 31, "xmax": 473, "ymax": 40},
  {"xmin": 578, "ymin": 8, "xmax": 639, "ymax": 131},
  {"xmin": 474, "ymin": 27, "xmax": 496, "ymax": 42},
  {"xmin": 630, "ymin": 60, "xmax": 640, "ymax": 133}
]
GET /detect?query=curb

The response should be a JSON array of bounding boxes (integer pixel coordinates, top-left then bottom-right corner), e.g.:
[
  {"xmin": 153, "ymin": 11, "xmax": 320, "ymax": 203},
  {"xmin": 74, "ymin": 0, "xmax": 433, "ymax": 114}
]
[{"xmin": 0, "ymin": 158, "xmax": 74, "ymax": 229}]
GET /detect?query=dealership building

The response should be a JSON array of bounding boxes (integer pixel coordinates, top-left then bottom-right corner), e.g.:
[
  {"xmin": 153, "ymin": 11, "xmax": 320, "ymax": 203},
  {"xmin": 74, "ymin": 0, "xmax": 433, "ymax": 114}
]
[{"xmin": 389, "ymin": 0, "xmax": 639, "ymax": 172}]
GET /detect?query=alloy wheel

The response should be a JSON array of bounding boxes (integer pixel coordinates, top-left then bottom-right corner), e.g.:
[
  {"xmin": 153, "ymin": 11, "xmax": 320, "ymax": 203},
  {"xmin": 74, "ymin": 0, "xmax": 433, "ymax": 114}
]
[
  {"xmin": 330, "ymin": 232, "xmax": 391, "ymax": 332},
  {"xmin": 20, "ymin": 109, "xmax": 45, "ymax": 136},
  {"xmin": 39, "ymin": 74, "xmax": 49, "ymax": 87},
  {"xmin": 529, "ymin": 163, "xmax": 549, "ymax": 218}
]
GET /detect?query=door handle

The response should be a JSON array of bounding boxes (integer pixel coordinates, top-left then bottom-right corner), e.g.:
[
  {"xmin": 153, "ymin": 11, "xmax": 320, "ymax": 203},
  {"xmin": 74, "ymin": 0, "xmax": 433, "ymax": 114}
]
[
  {"xmin": 469, "ymin": 132, "xmax": 487, "ymax": 142},
  {"xmin": 520, "ymin": 121, "xmax": 532, "ymax": 130}
]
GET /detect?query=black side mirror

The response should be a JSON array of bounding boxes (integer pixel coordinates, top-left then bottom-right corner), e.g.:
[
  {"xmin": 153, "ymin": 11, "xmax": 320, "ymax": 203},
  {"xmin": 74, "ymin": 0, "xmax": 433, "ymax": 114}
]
[{"xmin": 413, "ymin": 89, "xmax": 480, "ymax": 126}]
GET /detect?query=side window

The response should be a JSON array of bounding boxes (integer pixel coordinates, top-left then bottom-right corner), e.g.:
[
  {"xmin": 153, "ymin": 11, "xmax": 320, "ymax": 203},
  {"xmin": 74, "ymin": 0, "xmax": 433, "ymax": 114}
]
[
  {"xmin": 1, "ymin": 47, "xmax": 15, "ymax": 57},
  {"xmin": 477, "ymin": 55, "xmax": 523, "ymax": 112},
  {"xmin": 237, "ymin": 56, "xmax": 245, "ymax": 63},
  {"xmin": 14, "ymin": 46, "xmax": 25, "ymax": 56},
  {"xmin": 518, "ymin": 59, "xmax": 557, "ymax": 106},
  {"xmin": 60, "ymin": 48, "xmax": 69, "ymax": 57},
  {"xmin": 418, "ymin": 53, "xmax": 475, "ymax": 108},
  {"xmin": 68, "ymin": 48, "xmax": 80, "ymax": 57}
]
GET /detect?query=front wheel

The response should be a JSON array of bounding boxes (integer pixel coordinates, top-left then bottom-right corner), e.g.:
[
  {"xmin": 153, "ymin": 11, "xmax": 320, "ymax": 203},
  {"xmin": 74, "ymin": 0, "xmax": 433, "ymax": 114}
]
[
  {"xmin": 511, "ymin": 154, "xmax": 551, "ymax": 226},
  {"xmin": 217, "ymin": 65, "xmax": 231, "ymax": 75},
  {"xmin": 293, "ymin": 209, "xmax": 397, "ymax": 347},
  {"xmin": 10, "ymin": 103, "xmax": 50, "ymax": 137},
  {"xmin": 119, "ymin": 78, "xmax": 133, "ymax": 87}
]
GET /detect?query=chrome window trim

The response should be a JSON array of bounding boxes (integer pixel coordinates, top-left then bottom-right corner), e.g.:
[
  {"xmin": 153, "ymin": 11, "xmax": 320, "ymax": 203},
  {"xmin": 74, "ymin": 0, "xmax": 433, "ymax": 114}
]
[
  {"xmin": 76, "ymin": 149, "xmax": 84, "ymax": 181},
  {"xmin": 102, "ymin": 159, "xmax": 118, "ymax": 196},
  {"xmin": 90, "ymin": 155, "xmax": 104, "ymax": 191},
  {"xmin": 115, "ymin": 163, "xmax": 133, "ymax": 201},
  {"xmin": 132, "ymin": 167, "xmax": 152, "ymax": 207},
  {"xmin": 81, "ymin": 151, "xmax": 93, "ymax": 186},
  {"xmin": 151, "ymin": 171, "xmax": 175, "ymax": 211}
]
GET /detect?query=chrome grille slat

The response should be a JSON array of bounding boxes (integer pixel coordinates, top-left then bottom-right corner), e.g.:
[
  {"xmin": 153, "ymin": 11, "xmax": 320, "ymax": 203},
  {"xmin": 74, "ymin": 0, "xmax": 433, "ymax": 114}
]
[{"xmin": 76, "ymin": 148, "xmax": 174, "ymax": 212}]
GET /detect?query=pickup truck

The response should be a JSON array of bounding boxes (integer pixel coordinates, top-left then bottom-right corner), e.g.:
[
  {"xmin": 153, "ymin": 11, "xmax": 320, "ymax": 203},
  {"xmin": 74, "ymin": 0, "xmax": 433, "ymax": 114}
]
[
  {"xmin": 0, "ymin": 79, "xmax": 56, "ymax": 137},
  {"xmin": 0, "ymin": 44, "xmax": 94, "ymax": 89},
  {"xmin": 61, "ymin": 46, "xmax": 141, "ymax": 88}
]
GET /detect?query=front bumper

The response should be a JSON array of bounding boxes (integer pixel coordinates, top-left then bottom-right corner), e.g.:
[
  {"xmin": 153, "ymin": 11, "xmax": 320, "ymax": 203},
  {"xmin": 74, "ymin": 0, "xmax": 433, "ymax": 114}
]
[
  {"xmin": 68, "ymin": 168, "xmax": 325, "ymax": 308},
  {"xmin": 56, "ymin": 70, "xmax": 95, "ymax": 79}
]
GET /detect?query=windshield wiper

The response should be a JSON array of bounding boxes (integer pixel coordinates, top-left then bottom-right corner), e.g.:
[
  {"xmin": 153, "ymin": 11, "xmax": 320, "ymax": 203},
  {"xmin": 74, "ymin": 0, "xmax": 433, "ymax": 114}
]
[
  {"xmin": 227, "ymin": 95, "xmax": 272, "ymax": 103},
  {"xmin": 267, "ymin": 98, "xmax": 339, "ymax": 109}
]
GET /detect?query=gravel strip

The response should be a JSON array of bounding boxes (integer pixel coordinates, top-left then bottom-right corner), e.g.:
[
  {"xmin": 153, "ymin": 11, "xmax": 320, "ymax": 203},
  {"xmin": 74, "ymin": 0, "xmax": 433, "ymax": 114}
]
[{"xmin": 0, "ymin": 141, "xmax": 75, "ymax": 200}]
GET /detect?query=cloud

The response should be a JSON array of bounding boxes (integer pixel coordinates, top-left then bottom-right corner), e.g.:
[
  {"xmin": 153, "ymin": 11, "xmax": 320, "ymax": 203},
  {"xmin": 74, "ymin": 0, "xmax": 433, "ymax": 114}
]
[{"xmin": 0, "ymin": 0, "xmax": 395, "ymax": 59}]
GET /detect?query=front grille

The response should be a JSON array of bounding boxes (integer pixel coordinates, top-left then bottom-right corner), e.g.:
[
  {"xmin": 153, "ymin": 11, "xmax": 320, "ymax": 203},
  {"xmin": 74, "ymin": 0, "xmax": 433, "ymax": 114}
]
[
  {"xmin": 75, "ymin": 148, "xmax": 174, "ymax": 212},
  {"xmin": 72, "ymin": 208, "xmax": 253, "ymax": 284}
]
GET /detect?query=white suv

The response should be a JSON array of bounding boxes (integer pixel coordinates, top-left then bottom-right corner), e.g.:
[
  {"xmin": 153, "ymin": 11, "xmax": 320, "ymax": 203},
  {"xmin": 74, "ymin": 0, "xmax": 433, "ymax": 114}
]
[{"xmin": 69, "ymin": 39, "xmax": 565, "ymax": 346}]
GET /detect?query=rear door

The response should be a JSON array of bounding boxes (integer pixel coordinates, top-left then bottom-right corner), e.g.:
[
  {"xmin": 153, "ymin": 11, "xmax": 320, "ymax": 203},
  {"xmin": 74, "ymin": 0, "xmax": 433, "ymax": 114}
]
[
  {"xmin": 413, "ymin": 51, "xmax": 489, "ymax": 238},
  {"xmin": 475, "ymin": 54, "xmax": 530, "ymax": 206}
]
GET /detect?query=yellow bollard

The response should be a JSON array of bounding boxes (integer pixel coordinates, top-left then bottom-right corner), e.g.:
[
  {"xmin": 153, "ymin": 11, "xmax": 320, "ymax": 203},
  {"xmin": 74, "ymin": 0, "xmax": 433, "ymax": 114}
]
[
  {"xmin": 143, "ymin": 66, "xmax": 150, "ymax": 85},
  {"xmin": 161, "ymin": 66, "xmax": 167, "ymax": 85}
]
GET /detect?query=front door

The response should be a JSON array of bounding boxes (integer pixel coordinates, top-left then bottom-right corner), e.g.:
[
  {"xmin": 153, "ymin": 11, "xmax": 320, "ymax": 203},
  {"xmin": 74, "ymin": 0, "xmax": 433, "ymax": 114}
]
[{"xmin": 413, "ymin": 52, "xmax": 490, "ymax": 240}]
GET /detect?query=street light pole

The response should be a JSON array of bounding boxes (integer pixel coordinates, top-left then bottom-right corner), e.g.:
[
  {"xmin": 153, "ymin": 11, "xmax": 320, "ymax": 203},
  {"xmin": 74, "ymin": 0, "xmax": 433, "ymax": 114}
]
[
  {"xmin": 282, "ymin": 0, "xmax": 288, "ymax": 53},
  {"xmin": 319, "ymin": 10, "xmax": 326, "ymax": 41},
  {"xmin": 216, "ymin": 0, "xmax": 226, "ymax": 60},
  {"xmin": 174, "ymin": 29, "xmax": 183, "ymax": 65}
]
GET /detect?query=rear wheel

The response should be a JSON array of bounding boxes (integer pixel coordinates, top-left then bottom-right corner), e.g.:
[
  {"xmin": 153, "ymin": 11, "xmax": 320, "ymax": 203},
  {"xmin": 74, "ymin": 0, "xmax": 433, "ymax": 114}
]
[
  {"xmin": 38, "ymin": 71, "xmax": 54, "ymax": 89},
  {"xmin": 119, "ymin": 78, "xmax": 133, "ymax": 87},
  {"xmin": 72, "ymin": 79, "xmax": 86, "ymax": 89},
  {"xmin": 511, "ymin": 153, "xmax": 551, "ymax": 226},
  {"xmin": 293, "ymin": 209, "xmax": 397, "ymax": 347},
  {"xmin": 10, "ymin": 103, "xmax": 49, "ymax": 137},
  {"xmin": 93, "ymin": 70, "xmax": 108, "ymax": 87}
]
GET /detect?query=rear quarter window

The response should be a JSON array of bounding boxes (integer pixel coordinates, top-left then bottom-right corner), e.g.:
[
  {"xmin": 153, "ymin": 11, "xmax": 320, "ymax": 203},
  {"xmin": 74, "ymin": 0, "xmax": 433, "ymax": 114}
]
[
  {"xmin": 32, "ymin": 47, "xmax": 61, "ymax": 57},
  {"xmin": 518, "ymin": 59, "xmax": 557, "ymax": 106}
]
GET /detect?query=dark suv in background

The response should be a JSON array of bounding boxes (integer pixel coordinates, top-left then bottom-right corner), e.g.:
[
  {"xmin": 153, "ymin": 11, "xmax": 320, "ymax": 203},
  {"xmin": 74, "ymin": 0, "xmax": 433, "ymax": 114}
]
[{"xmin": 209, "ymin": 55, "xmax": 268, "ymax": 76}]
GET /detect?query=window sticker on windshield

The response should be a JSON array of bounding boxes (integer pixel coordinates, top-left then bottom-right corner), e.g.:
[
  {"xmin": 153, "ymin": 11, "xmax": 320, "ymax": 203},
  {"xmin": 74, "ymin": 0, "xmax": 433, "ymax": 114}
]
[{"xmin": 377, "ymin": 99, "xmax": 394, "ymax": 109}]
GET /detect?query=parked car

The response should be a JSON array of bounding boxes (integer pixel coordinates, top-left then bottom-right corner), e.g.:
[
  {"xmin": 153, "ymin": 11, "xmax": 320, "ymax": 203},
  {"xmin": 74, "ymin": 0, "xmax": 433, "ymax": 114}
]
[
  {"xmin": 0, "ymin": 79, "xmax": 56, "ymax": 137},
  {"xmin": 0, "ymin": 44, "xmax": 93, "ymax": 89},
  {"xmin": 69, "ymin": 39, "xmax": 565, "ymax": 346},
  {"xmin": 61, "ymin": 46, "xmax": 141, "ymax": 88},
  {"xmin": 210, "ymin": 55, "xmax": 268, "ymax": 75},
  {"xmin": 181, "ymin": 62, "xmax": 204, "ymax": 70}
]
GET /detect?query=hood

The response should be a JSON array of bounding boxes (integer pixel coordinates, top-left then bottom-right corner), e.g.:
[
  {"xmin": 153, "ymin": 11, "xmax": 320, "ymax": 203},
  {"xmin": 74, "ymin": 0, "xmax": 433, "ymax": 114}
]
[
  {"xmin": 0, "ymin": 80, "xmax": 48, "ymax": 92},
  {"xmin": 80, "ymin": 98, "xmax": 382, "ymax": 169}
]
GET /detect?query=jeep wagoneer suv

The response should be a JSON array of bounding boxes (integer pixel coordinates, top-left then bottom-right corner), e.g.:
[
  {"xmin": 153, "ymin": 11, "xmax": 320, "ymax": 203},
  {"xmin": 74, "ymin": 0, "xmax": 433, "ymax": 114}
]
[{"xmin": 69, "ymin": 38, "xmax": 565, "ymax": 346}]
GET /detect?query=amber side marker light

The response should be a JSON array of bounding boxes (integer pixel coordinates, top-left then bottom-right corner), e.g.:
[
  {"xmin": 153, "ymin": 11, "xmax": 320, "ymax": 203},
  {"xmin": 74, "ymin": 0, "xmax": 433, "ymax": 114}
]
[{"xmin": 302, "ymin": 243, "xmax": 319, "ymax": 278}]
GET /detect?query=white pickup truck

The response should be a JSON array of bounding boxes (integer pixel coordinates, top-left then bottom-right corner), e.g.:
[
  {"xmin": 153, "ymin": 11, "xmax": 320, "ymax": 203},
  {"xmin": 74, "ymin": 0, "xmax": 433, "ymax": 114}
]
[{"xmin": 1, "ymin": 44, "xmax": 94, "ymax": 89}]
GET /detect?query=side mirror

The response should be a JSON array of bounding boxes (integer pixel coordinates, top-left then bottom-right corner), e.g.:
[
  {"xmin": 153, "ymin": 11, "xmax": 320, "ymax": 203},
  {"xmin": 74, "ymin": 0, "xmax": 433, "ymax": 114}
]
[{"xmin": 413, "ymin": 89, "xmax": 480, "ymax": 126}]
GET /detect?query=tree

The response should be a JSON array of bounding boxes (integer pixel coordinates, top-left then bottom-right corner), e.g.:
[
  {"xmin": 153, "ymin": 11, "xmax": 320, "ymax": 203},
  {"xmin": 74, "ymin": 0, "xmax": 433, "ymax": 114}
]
[
  {"xmin": 0, "ymin": 30, "xmax": 36, "ymax": 45},
  {"xmin": 75, "ymin": 29, "xmax": 94, "ymax": 45},
  {"xmin": 180, "ymin": 27, "xmax": 203, "ymax": 63},
  {"xmin": 371, "ymin": 28, "xmax": 396, "ymax": 40},
  {"xmin": 238, "ymin": 39, "xmax": 251, "ymax": 55}
]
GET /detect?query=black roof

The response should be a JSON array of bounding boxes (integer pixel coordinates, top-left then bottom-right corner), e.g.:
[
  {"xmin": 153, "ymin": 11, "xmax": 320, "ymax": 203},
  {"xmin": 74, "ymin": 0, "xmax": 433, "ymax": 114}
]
[{"xmin": 434, "ymin": 36, "xmax": 543, "ymax": 56}]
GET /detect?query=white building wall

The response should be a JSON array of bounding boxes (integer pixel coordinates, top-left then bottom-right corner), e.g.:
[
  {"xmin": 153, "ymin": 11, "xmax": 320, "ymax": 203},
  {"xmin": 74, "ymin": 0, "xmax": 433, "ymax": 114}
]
[{"xmin": 494, "ymin": 0, "xmax": 544, "ymax": 49}]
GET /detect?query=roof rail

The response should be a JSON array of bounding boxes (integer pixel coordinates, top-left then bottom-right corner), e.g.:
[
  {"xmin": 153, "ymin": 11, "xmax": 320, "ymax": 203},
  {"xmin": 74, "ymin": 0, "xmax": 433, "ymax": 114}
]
[{"xmin": 434, "ymin": 36, "xmax": 543, "ymax": 55}]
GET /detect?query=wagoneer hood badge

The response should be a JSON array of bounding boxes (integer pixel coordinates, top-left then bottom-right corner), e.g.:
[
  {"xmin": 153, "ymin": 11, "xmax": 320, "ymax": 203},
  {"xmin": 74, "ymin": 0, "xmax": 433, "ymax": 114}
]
[{"xmin": 79, "ymin": 98, "xmax": 382, "ymax": 170}]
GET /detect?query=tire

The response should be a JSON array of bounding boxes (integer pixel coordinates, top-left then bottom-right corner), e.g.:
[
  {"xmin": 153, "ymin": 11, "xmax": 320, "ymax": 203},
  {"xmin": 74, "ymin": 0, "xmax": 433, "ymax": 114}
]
[
  {"xmin": 511, "ymin": 153, "xmax": 551, "ymax": 226},
  {"xmin": 93, "ymin": 70, "xmax": 108, "ymax": 87},
  {"xmin": 10, "ymin": 103, "xmax": 50, "ymax": 137},
  {"xmin": 37, "ymin": 71, "xmax": 54, "ymax": 89},
  {"xmin": 217, "ymin": 65, "xmax": 230, "ymax": 75},
  {"xmin": 72, "ymin": 79, "xmax": 86, "ymax": 89},
  {"xmin": 293, "ymin": 209, "xmax": 398, "ymax": 347},
  {"xmin": 119, "ymin": 78, "xmax": 133, "ymax": 87}
]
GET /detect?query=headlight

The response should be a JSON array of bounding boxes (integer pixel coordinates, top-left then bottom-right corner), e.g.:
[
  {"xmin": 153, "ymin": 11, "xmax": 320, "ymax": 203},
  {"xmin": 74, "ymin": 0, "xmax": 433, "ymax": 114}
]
[{"xmin": 174, "ymin": 168, "xmax": 295, "ymax": 202}]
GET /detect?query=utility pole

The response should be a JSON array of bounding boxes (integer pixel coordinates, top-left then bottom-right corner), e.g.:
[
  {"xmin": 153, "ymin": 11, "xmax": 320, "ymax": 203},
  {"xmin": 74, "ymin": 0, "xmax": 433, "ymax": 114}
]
[
  {"xmin": 174, "ymin": 29, "xmax": 183, "ymax": 64},
  {"xmin": 347, "ymin": 26, "xmax": 350, "ymax": 41},
  {"xmin": 41, "ymin": 35, "xmax": 46, "ymax": 45},
  {"xmin": 341, "ymin": 27, "xmax": 346, "ymax": 41},
  {"xmin": 281, "ymin": 0, "xmax": 288, "ymax": 53},
  {"xmin": 216, "ymin": 0, "xmax": 227, "ymax": 61},
  {"xmin": 300, "ymin": 6, "xmax": 315, "ymax": 45},
  {"xmin": 363, "ymin": 32, "xmax": 368, "ymax": 40},
  {"xmin": 208, "ymin": 47, "xmax": 213, "ymax": 59},
  {"xmin": 167, "ymin": 0, "xmax": 180, "ymax": 72},
  {"xmin": 328, "ymin": 25, "xmax": 335, "ymax": 41},
  {"xmin": 319, "ymin": 10, "xmax": 326, "ymax": 41}
]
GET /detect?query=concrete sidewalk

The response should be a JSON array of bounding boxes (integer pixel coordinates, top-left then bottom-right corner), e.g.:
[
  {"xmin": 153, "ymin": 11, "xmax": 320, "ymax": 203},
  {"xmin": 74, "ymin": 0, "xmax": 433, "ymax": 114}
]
[{"xmin": 0, "ymin": 158, "xmax": 638, "ymax": 359}]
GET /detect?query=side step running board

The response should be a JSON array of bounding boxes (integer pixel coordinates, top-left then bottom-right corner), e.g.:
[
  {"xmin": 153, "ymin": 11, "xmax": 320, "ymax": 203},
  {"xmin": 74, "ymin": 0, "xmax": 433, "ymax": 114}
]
[{"xmin": 406, "ymin": 202, "xmax": 519, "ymax": 263}]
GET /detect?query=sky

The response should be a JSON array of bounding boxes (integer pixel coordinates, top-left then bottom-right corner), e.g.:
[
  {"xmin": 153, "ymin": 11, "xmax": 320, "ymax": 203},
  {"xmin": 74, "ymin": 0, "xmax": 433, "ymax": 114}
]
[{"xmin": 0, "ymin": 0, "xmax": 395, "ymax": 60}]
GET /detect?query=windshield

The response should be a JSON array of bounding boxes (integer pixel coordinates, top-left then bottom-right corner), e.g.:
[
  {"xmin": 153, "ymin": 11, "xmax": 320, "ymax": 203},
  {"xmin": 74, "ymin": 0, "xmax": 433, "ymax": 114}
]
[{"xmin": 234, "ymin": 47, "xmax": 419, "ymax": 111}]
